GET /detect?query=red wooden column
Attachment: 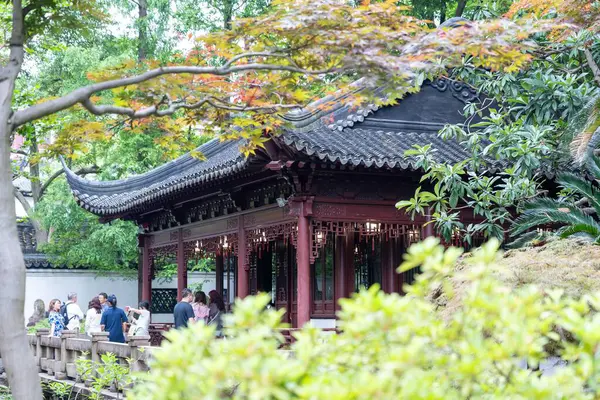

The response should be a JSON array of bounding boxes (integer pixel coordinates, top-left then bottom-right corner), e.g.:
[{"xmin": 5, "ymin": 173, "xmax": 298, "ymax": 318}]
[
  {"xmin": 215, "ymin": 254, "xmax": 224, "ymax": 296},
  {"xmin": 237, "ymin": 215, "xmax": 249, "ymax": 298},
  {"xmin": 294, "ymin": 198, "xmax": 313, "ymax": 327},
  {"xmin": 176, "ymin": 229, "xmax": 187, "ymax": 300},
  {"xmin": 140, "ymin": 235, "xmax": 152, "ymax": 303},
  {"xmin": 423, "ymin": 206, "xmax": 435, "ymax": 238}
]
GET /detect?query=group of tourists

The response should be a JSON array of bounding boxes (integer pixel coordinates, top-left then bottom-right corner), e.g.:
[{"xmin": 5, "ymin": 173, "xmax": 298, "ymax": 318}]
[
  {"xmin": 26, "ymin": 287, "xmax": 226, "ymax": 343},
  {"xmin": 27, "ymin": 292, "xmax": 151, "ymax": 343},
  {"xmin": 174, "ymin": 289, "xmax": 226, "ymax": 337}
]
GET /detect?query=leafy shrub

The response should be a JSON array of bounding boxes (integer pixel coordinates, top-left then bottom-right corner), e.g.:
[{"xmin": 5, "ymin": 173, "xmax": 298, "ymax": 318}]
[
  {"xmin": 44, "ymin": 381, "xmax": 70, "ymax": 400},
  {"xmin": 131, "ymin": 238, "xmax": 600, "ymax": 399},
  {"xmin": 0, "ymin": 385, "xmax": 13, "ymax": 400},
  {"xmin": 27, "ymin": 319, "xmax": 50, "ymax": 334},
  {"xmin": 512, "ymin": 157, "xmax": 600, "ymax": 244},
  {"xmin": 75, "ymin": 352, "xmax": 131, "ymax": 400}
]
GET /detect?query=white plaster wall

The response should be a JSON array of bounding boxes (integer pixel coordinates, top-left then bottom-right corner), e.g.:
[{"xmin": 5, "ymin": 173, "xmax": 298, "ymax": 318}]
[
  {"xmin": 25, "ymin": 270, "xmax": 231, "ymax": 325},
  {"xmin": 310, "ymin": 319, "xmax": 337, "ymax": 329},
  {"xmin": 24, "ymin": 270, "xmax": 139, "ymax": 321},
  {"xmin": 15, "ymin": 197, "xmax": 33, "ymax": 218}
]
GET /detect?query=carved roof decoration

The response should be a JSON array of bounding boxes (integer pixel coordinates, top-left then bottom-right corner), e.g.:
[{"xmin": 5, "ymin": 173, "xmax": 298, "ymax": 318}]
[
  {"xmin": 18, "ymin": 222, "xmax": 64, "ymax": 269},
  {"xmin": 64, "ymin": 78, "xmax": 489, "ymax": 218},
  {"xmin": 281, "ymin": 78, "xmax": 479, "ymax": 133}
]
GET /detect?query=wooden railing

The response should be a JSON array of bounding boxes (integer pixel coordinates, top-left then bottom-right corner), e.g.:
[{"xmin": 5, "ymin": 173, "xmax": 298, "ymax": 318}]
[
  {"xmin": 148, "ymin": 323, "xmax": 172, "ymax": 346},
  {"xmin": 27, "ymin": 329, "xmax": 159, "ymax": 388}
]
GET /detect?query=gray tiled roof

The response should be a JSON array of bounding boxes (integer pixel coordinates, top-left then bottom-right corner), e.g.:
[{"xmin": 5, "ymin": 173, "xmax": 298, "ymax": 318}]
[
  {"xmin": 65, "ymin": 139, "xmax": 247, "ymax": 216},
  {"xmin": 283, "ymin": 126, "xmax": 474, "ymax": 169}
]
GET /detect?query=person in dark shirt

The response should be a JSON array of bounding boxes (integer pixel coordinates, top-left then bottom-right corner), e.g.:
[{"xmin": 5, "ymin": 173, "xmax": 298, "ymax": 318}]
[
  {"xmin": 100, "ymin": 294, "xmax": 128, "ymax": 343},
  {"xmin": 173, "ymin": 288, "xmax": 195, "ymax": 329}
]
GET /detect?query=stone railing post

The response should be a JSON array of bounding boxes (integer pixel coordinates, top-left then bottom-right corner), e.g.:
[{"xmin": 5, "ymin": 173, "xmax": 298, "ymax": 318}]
[
  {"xmin": 128, "ymin": 336, "xmax": 151, "ymax": 373},
  {"xmin": 55, "ymin": 330, "xmax": 77, "ymax": 380},
  {"xmin": 91, "ymin": 332, "xmax": 110, "ymax": 363},
  {"xmin": 46, "ymin": 336, "xmax": 61, "ymax": 376},
  {"xmin": 35, "ymin": 328, "xmax": 49, "ymax": 372},
  {"xmin": 90, "ymin": 332, "xmax": 110, "ymax": 383}
]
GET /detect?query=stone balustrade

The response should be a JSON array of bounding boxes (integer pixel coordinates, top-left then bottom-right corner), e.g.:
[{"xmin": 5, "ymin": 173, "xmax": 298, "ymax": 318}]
[{"xmin": 27, "ymin": 329, "xmax": 158, "ymax": 387}]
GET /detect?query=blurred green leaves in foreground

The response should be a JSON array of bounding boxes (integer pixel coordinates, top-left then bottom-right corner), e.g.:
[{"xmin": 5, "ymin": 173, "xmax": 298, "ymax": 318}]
[{"xmin": 132, "ymin": 238, "xmax": 600, "ymax": 400}]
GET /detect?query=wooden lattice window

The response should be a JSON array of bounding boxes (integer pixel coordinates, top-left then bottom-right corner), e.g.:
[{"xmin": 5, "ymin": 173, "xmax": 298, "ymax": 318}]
[
  {"xmin": 354, "ymin": 235, "xmax": 382, "ymax": 292},
  {"xmin": 312, "ymin": 234, "xmax": 335, "ymax": 317},
  {"xmin": 150, "ymin": 289, "xmax": 178, "ymax": 314},
  {"xmin": 223, "ymin": 254, "xmax": 237, "ymax": 309}
]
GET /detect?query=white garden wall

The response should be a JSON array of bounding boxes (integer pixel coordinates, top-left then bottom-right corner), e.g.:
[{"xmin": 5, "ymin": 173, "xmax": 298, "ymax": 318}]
[{"xmin": 24, "ymin": 269, "xmax": 232, "ymax": 324}]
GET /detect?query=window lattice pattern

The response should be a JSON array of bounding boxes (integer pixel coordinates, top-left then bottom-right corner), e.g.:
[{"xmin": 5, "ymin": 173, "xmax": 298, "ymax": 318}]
[{"xmin": 151, "ymin": 289, "xmax": 178, "ymax": 314}]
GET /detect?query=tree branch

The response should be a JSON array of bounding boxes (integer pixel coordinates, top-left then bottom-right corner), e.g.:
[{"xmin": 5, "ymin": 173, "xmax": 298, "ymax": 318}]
[
  {"xmin": 13, "ymin": 185, "xmax": 32, "ymax": 216},
  {"xmin": 11, "ymin": 60, "xmax": 340, "ymax": 127},
  {"xmin": 81, "ymin": 95, "xmax": 300, "ymax": 119},
  {"xmin": 584, "ymin": 48, "xmax": 600, "ymax": 86},
  {"xmin": 11, "ymin": 148, "xmax": 28, "ymax": 156},
  {"xmin": 38, "ymin": 165, "xmax": 100, "ymax": 199},
  {"xmin": 223, "ymin": 51, "xmax": 289, "ymax": 68}
]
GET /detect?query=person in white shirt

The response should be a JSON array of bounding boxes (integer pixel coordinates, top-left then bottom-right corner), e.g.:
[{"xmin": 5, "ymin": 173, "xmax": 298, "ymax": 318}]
[
  {"xmin": 85, "ymin": 296, "xmax": 103, "ymax": 336},
  {"xmin": 65, "ymin": 292, "xmax": 84, "ymax": 332},
  {"xmin": 125, "ymin": 301, "xmax": 151, "ymax": 336}
]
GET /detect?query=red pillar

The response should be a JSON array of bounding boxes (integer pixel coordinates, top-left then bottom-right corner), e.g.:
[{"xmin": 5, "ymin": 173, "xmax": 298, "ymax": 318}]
[
  {"xmin": 215, "ymin": 254, "xmax": 224, "ymax": 296},
  {"xmin": 141, "ymin": 235, "xmax": 152, "ymax": 303},
  {"xmin": 423, "ymin": 206, "xmax": 435, "ymax": 238},
  {"xmin": 237, "ymin": 216, "xmax": 249, "ymax": 298},
  {"xmin": 296, "ymin": 202, "xmax": 311, "ymax": 327},
  {"xmin": 177, "ymin": 229, "xmax": 187, "ymax": 300}
]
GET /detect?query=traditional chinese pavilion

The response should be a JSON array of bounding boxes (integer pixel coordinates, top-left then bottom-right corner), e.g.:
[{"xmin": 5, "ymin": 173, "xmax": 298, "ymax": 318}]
[{"xmin": 64, "ymin": 78, "xmax": 484, "ymax": 328}]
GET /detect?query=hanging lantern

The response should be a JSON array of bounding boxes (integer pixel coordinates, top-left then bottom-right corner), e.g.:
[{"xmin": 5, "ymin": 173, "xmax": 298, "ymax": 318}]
[
  {"xmin": 315, "ymin": 231, "xmax": 324, "ymax": 244},
  {"xmin": 408, "ymin": 228, "xmax": 419, "ymax": 244},
  {"xmin": 365, "ymin": 222, "xmax": 380, "ymax": 234}
]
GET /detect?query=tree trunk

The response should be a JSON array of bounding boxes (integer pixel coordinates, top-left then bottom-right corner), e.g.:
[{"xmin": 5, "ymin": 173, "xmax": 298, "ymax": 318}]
[
  {"xmin": 455, "ymin": 0, "xmax": 468, "ymax": 17},
  {"xmin": 28, "ymin": 137, "xmax": 49, "ymax": 245},
  {"xmin": 0, "ymin": 75, "xmax": 43, "ymax": 400},
  {"xmin": 138, "ymin": 0, "xmax": 148, "ymax": 61},
  {"xmin": 223, "ymin": 0, "xmax": 234, "ymax": 30},
  {"xmin": 0, "ymin": 1, "xmax": 43, "ymax": 398},
  {"xmin": 440, "ymin": 0, "xmax": 447, "ymax": 24}
]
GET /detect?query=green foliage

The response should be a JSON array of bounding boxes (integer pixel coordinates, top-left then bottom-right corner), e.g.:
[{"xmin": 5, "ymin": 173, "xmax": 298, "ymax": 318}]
[
  {"xmin": 34, "ymin": 179, "xmax": 139, "ymax": 272},
  {"xmin": 511, "ymin": 161, "xmax": 600, "ymax": 244},
  {"xmin": 75, "ymin": 352, "xmax": 132, "ymax": 400},
  {"xmin": 131, "ymin": 238, "xmax": 600, "ymax": 399},
  {"xmin": 174, "ymin": 0, "xmax": 271, "ymax": 32},
  {"xmin": 0, "ymin": 385, "xmax": 13, "ymax": 400},
  {"xmin": 44, "ymin": 381, "xmax": 70, "ymax": 400},
  {"xmin": 189, "ymin": 280, "xmax": 209, "ymax": 295},
  {"xmin": 27, "ymin": 319, "xmax": 50, "ymax": 334},
  {"xmin": 398, "ymin": 21, "xmax": 600, "ymax": 244},
  {"xmin": 154, "ymin": 258, "xmax": 215, "ymax": 282}
]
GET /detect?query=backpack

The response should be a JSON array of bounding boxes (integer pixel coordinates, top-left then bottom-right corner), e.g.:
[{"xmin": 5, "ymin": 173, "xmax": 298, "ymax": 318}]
[{"xmin": 60, "ymin": 302, "xmax": 71, "ymax": 326}]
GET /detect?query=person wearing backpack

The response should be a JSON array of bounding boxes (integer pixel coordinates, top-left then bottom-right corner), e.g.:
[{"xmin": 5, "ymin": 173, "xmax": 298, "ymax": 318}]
[{"xmin": 61, "ymin": 292, "xmax": 84, "ymax": 332}]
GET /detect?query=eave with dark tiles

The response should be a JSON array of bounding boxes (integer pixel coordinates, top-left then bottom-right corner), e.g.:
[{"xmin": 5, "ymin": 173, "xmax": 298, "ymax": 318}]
[{"xmin": 64, "ymin": 77, "xmax": 500, "ymax": 220}]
